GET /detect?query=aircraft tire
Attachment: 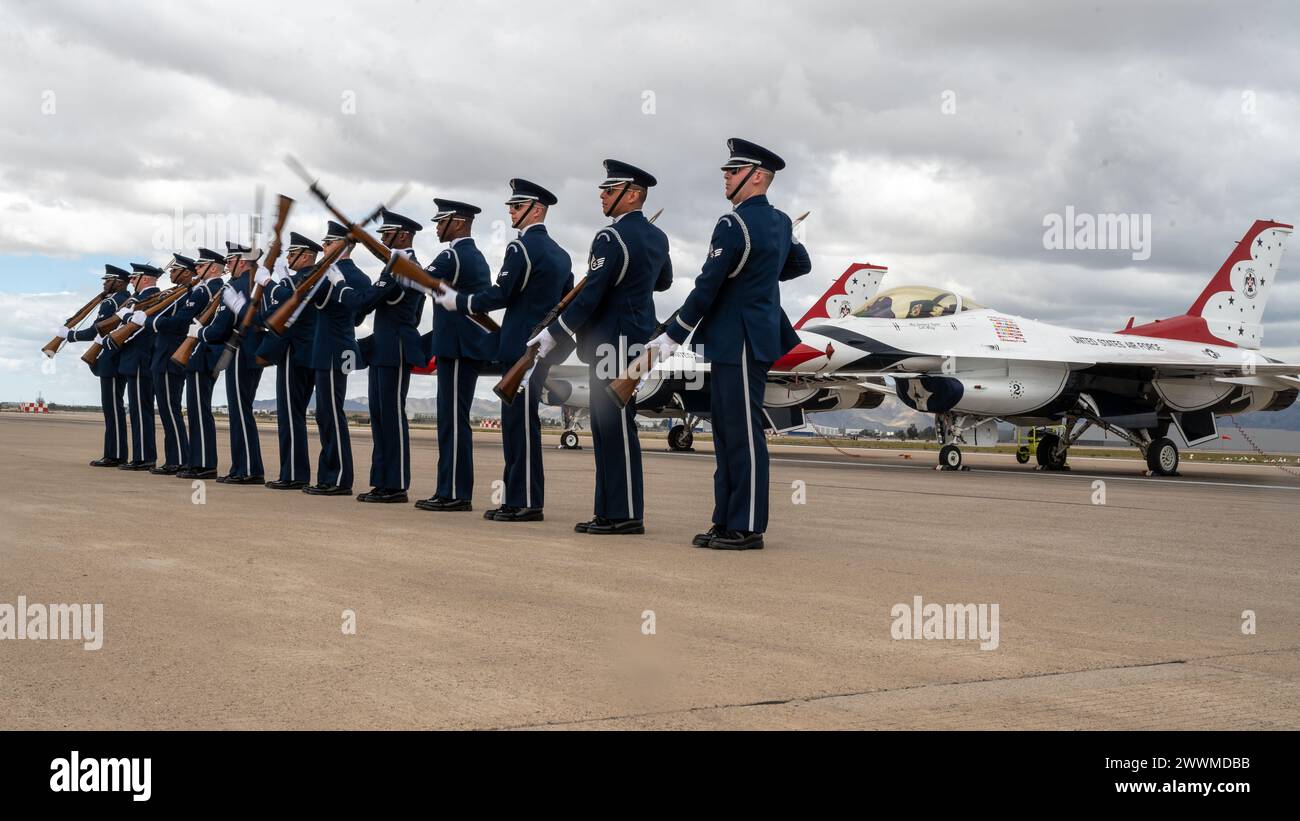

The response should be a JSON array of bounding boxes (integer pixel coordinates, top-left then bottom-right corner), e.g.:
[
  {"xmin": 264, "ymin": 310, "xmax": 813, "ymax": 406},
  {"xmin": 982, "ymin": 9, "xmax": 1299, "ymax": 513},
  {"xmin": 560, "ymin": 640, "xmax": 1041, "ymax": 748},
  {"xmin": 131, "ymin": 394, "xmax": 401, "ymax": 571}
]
[
  {"xmin": 1146, "ymin": 437, "xmax": 1179, "ymax": 476},
  {"xmin": 560, "ymin": 430, "xmax": 580, "ymax": 450},
  {"xmin": 939, "ymin": 444, "xmax": 962, "ymax": 470},
  {"xmin": 668, "ymin": 424, "xmax": 694, "ymax": 452},
  {"xmin": 1036, "ymin": 432, "xmax": 1068, "ymax": 470}
]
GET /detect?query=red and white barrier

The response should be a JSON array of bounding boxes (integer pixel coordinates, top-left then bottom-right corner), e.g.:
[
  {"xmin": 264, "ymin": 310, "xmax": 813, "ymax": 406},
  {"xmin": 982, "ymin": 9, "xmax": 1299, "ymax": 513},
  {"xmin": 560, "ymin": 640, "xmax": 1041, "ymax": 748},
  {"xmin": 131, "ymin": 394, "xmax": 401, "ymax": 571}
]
[{"xmin": 20, "ymin": 400, "xmax": 50, "ymax": 413}]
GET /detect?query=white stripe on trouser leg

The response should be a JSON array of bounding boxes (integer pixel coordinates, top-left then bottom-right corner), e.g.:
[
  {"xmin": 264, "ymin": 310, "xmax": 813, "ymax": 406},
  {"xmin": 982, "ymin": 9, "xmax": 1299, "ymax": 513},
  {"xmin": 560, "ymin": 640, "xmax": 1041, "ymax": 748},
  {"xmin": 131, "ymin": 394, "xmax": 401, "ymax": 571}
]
[
  {"xmin": 199, "ymin": 376, "xmax": 208, "ymax": 467},
  {"xmin": 234, "ymin": 368, "xmax": 250, "ymax": 472},
  {"xmin": 618, "ymin": 400, "xmax": 633, "ymax": 517},
  {"xmin": 524, "ymin": 380, "xmax": 532, "ymax": 508},
  {"xmin": 110, "ymin": 377, "xmax": 122, "ymax": 457},
  {"xmin": 165, "ymin": 373, "xmax": 182, "ymax": 460},
  {"xmin": 283, "ymin": 351, "xmax": 295, "ymax": 481},
  {"xmin": 451, "ymin": 359, "xmax": 459, "ymax": 498},
  {"xmin": 741, "ymin": 341, "xmax": 756, "ymax": 532},
  {"xmin": 329, "ymin": 367, "xmax": 343, "ymax": 477},
  {"xmin": 397, "ymin": 341, "xmax": 404, "ymax": 488},
  {"xmin": 618, "ymin": 336, "xmax": 633, "ymax": 517},
  {"xmin": 134, "ymin": 376, "xmax": 143, "ymax": 460}
]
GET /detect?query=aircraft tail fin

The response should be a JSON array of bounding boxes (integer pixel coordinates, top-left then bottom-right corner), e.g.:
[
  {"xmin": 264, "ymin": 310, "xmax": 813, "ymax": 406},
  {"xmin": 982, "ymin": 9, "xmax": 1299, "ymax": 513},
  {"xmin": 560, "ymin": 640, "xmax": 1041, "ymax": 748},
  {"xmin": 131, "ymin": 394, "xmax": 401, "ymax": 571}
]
[
  {"xmin": 794, "ymin": 262, "xmax": 887, "ymax": 329},
  {"xmin": 1119, "ymin": 220, "xmax": 1292, "ymax": 349}
]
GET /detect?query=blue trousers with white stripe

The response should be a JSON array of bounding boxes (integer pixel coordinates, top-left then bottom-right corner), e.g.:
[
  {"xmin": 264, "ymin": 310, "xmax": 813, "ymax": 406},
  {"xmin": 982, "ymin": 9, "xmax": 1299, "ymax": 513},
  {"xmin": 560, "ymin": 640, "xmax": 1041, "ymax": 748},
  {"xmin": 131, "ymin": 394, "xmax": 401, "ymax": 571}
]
[
  {"xmin": 152, "ymin": 368, "xmax": 189, "ymax": 467},
  {"xmin": 124, "ymin": 370, "xmax": 156, "ymax": 464},
  {"xmin": 436, "ymin": 357, "xmax": 480, "ymax": 501},
  {"xmin": 708, "ymin": 344, "xmax": 772, "ymax": 534},
  {"xmin": 314, "ymin": 368, "xmax": 352, "ymax": 489},
  {"xmin": 368, "ymin": 363, "xmax": 412, "ymax": 491},
  {"xmin": 275, "ymin": 353, "xmax": 315, "ymax": 484},
  {"xmin": 501, "ymin": 361, "xmax": 549, "ymax": 509},
  {"xmin": 186, "ymin": 371, "xmax": 218, "ymax": 471},
  {"xmin": 99, "ymin": 374, "xmax": 127, "ymax": 460},
  {"xmin": 223, "ymin": 366, "xmax": 263, "ymax": 477},
  {"xmin": 589, "ymin": 360, "xmax": 643, "ymax": 521}
]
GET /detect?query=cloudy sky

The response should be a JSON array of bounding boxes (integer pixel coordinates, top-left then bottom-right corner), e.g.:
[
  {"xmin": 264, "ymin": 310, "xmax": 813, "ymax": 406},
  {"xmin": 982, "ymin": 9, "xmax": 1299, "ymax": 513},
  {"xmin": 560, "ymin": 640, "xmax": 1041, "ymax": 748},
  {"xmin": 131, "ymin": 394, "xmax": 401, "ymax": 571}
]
[{"xmin": 3, "ymin": 0, "xmax": 1299, "ymax": 405}]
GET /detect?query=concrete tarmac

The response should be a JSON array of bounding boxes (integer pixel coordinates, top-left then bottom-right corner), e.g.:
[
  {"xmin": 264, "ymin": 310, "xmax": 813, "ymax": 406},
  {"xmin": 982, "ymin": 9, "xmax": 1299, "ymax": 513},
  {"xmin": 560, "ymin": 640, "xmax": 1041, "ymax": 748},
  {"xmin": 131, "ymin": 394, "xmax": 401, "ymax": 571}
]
[{"xmin": 1, "ymin": 412, "xmax": 1297, "ymax": 729}]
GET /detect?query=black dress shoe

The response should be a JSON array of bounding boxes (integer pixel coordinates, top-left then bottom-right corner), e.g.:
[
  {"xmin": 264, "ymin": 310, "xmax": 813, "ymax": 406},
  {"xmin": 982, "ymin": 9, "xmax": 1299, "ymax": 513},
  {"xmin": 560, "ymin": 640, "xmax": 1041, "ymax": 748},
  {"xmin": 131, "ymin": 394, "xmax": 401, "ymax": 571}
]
[
  {"xmin": 435, "ymin": 498, "xmax": 472, "ymax": 512},
  {"xmin": 414, "ymin": 496, "xmax": 446, "ymax": 511},
  {"xmin": 585, "ymin": 518, "xmax": 645, "ymax": 535},
  {"xmin": 484, "ymin": 506, "xmax": 507, "ymax": 520},
  {"xmin": 706, "ymin": 530, "xmax": 764, "ymax": 550},
  {"xmin": 90, "ymin": 457, "xmax": 123, "ymax": 468},
  {"xmin": 358, "ymin": 488, "xmax": 409, "ymax": 504},
  {"xmin": 266, "ymin": 479, "xmax": 308, "ymax": 490},
  {"xmin": 150, "ymin": 464, "xmax": 181, "ymax": 475},
  {"xmin": 574, "ymin": 516, "xmax": 607, "ymax": 533},
  {"xmin": 119, "ymin": 461, "xmax": 155, "ymax": 471},
  {"xmin": 304, "ymin": 484, "xmax": 351, "ymax": 496},
  {"xmin": 692, "ymin": 524, "xmax": 722, "ymax": 547},
  {"xmin": 178, "ymin": 468, "xmax": 217, "ymax": 479},
  {"xmin": 176, "ymin": 465, "xmax": 192, "ymax": 474},
  {"xmin": 493, "ymin": 507, "xmax": 544, "ymax": 522}
]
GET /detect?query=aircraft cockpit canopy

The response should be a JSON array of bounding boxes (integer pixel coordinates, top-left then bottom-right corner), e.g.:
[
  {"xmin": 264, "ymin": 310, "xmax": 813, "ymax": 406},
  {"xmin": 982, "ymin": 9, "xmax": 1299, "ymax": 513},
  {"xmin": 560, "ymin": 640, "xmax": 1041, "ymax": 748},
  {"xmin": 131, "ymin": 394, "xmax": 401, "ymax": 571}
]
[{"xmin": 852, "ymin": 286, "xmax": 985, "ymax": 320}]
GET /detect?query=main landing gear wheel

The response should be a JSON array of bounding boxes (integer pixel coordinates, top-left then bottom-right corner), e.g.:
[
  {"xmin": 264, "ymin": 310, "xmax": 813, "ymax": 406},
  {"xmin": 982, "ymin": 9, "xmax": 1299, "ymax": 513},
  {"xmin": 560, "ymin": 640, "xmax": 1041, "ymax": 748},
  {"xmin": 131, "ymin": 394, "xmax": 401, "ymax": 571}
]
[
  {"xmin": 1146, "ymin": 436, "xmax": 1180, "ymax": 476},
  {"xmin": 1015, "ymin": 446, "xmax": 1031, "ymax": 464},
  {"xmin": 939, "ymin": 444, "xmax": 963, "ymax": 470},
  {"xmin": 668, "ymin": 424, "xmax": 694, "ymax": 452},
  {"xmin": 1035, "ymin": 432, "xmax": 1069, "ymax": 470},
  {"xmin": 560, "ymin": 430, "xmax": 580, "ymax": 450}
]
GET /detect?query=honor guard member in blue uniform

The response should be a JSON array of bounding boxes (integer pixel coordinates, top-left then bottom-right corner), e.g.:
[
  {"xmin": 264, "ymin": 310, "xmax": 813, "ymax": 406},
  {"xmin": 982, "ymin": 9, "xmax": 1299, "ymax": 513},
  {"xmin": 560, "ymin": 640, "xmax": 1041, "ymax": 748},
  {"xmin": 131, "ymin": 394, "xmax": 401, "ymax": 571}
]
[
  {"xmin": 304, "ymin": 222, "xmax": 372, "ymax": 496},
  {"xmin": 357, "ymin": 209, "xmax": 427, "ymax": 504},
  {"xmin": 652, "ymin": 139, "xmax": 812, "ymax": 550},
  {"xmin": 177, "ymin": 248, "xmax": 225, "ymax": 479},
  {"xmin": 256, "ymin": 232, "xmax": 321, "ymax": 490},
  {"xmin": 529, "ymin": 160, "xmax": 672, "ymax": 535},
  {"xmin": 143, "ymin": 254, "xmax": 199, "ymax": 474},
  {"xmin": 200, "ymin": 241, "xmax": 268, "ymax": 484},
  {"xmin": 109, "ymin": 262, "xmax": 163, "ymax": 470},
  {"xmin": 60, "ymin": 264, "xmax": 132, "ymax": 466},
  {"xmin": 414, "ymin": 199, "xmax": 495, "ymax": 513},
  {"xmin": 436, "ymin": 179, "xmax": 573, "ymax": 522}
]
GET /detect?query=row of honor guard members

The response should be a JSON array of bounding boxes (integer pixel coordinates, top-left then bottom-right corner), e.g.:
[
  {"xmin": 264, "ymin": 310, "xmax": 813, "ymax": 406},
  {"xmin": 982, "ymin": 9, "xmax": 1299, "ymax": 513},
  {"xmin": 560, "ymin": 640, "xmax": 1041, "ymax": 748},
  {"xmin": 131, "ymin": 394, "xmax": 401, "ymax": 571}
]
[{"xmin": 59, "ymin": 138, "xmax": 807, "ymax": 550}]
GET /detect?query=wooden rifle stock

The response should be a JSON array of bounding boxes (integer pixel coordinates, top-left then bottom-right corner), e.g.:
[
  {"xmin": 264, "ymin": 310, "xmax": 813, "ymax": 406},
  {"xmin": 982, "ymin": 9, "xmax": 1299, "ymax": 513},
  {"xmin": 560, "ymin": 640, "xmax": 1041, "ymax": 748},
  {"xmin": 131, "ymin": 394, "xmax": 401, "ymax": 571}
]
[
  {"xmin": 492, "ymin": 279, "xmax": 587, "ymax": 405},
  {"xmin": 604, "ymin": 311, "xmax": 678, "ymax": 410},
  {"xmin": 492, "ymin": 209, "xmax": 663, "ymax": 405},
  {"xmin": 282, "ymin": 156, "xmax": 499, "ymax": 331},
  {"xmin": 105, "ymin": 286, "xmax": 190, "ymax": 348},
  {"xmin": 169, "ymin": 285, "xmax": 225, "ymax": 368},
  {"xmin": 262, "ymin": 237, "xmax": 348, "ymax": 338},
  {"xmin": 80, "ymin": 286, "xmax": 184, "ymax": 367},
  {"xmin": 216, "ymin": 195, "xmax": 296, "ymax": 373},
  {"xmin": 605, "ymin": 211, "xmax": 807, "ymax": 409},
  {"xmin": 43, "ymin": 289, "xmax": 109, "ymax": 357}
]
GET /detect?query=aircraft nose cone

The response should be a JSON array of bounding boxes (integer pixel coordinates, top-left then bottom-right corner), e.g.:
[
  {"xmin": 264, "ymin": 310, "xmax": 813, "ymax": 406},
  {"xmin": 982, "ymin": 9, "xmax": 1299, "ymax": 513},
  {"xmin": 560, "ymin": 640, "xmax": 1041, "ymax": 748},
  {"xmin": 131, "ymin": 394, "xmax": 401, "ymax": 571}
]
[{"xmin": 774, "ymin": 342, "xmax": 832, "ymax": 371}]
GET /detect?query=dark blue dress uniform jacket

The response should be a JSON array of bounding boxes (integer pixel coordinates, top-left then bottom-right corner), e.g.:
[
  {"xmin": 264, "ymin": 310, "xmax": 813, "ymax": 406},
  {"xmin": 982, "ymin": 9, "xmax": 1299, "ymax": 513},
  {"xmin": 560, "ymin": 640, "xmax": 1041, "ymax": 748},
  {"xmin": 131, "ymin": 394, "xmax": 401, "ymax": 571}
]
[
  {"xmin": 547, "ymin": 210, "xmax": 672, "ymax": 362},
  {"xmin": 665, "ymin": 195, "xmax": 811, "ymax": 364},
  {"xmin": 455, "ymin": 223, "xmax": 573, "ymax": 364}
]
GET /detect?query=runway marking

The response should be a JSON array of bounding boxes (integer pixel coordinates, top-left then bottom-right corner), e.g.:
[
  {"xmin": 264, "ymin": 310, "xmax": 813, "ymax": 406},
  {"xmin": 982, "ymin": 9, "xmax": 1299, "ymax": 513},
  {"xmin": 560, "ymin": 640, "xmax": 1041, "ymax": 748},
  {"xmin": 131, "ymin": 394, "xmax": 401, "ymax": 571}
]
[{"xmin": 646, "ymin": 449, "xmax": 1300, "ymax": 492}]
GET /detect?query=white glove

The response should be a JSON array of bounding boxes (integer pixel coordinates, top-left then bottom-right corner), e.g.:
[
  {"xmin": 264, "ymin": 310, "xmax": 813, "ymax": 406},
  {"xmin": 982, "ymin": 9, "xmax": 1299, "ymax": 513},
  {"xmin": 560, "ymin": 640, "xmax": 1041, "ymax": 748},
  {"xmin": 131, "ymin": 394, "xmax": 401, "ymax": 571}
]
[
  {"xmin": 326, "ymin": 265, "xmax": 344, "ymax": 285},
  {"xmin": 55, "ymin": 325, "xmax": 70, "ymax": 340},
  {"xmin": 254, "ymin": 268, "xmax": 272, "ymax": 287},
  {"xmin": 396, "ymin": 275, "xmax": 432, "ymax": 295},
  {"xmin": 130, "ymin": 310, "xmax": 146, "ymax": 325},
  {"xmin": 648, "ymin": 332, "xmax": 679, "ymax": 362},
  {"xmin": 116, "ymin": 306, "xmax": 131, "ymax": 319},
  {"xmin": 186, "ymin": 321, "xmax": 201, "ymax": 338},
  {"xmin": 435, "ymin": 285, "xmax": 459, "ymax": 311},
  {"xmin": 527, "ymin": 328, "xmax": 556, "ymax": 359},
  {"xmin": 273, "ymin": 257, "xmax": 291, "ymax": 279},
  {"xmin": 93, "ymin": 334, "xmax": 104, "ymax": 345},
  {"xmin": 221, "ymin": 288, "xmax": 248, "ymax": 313}
]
